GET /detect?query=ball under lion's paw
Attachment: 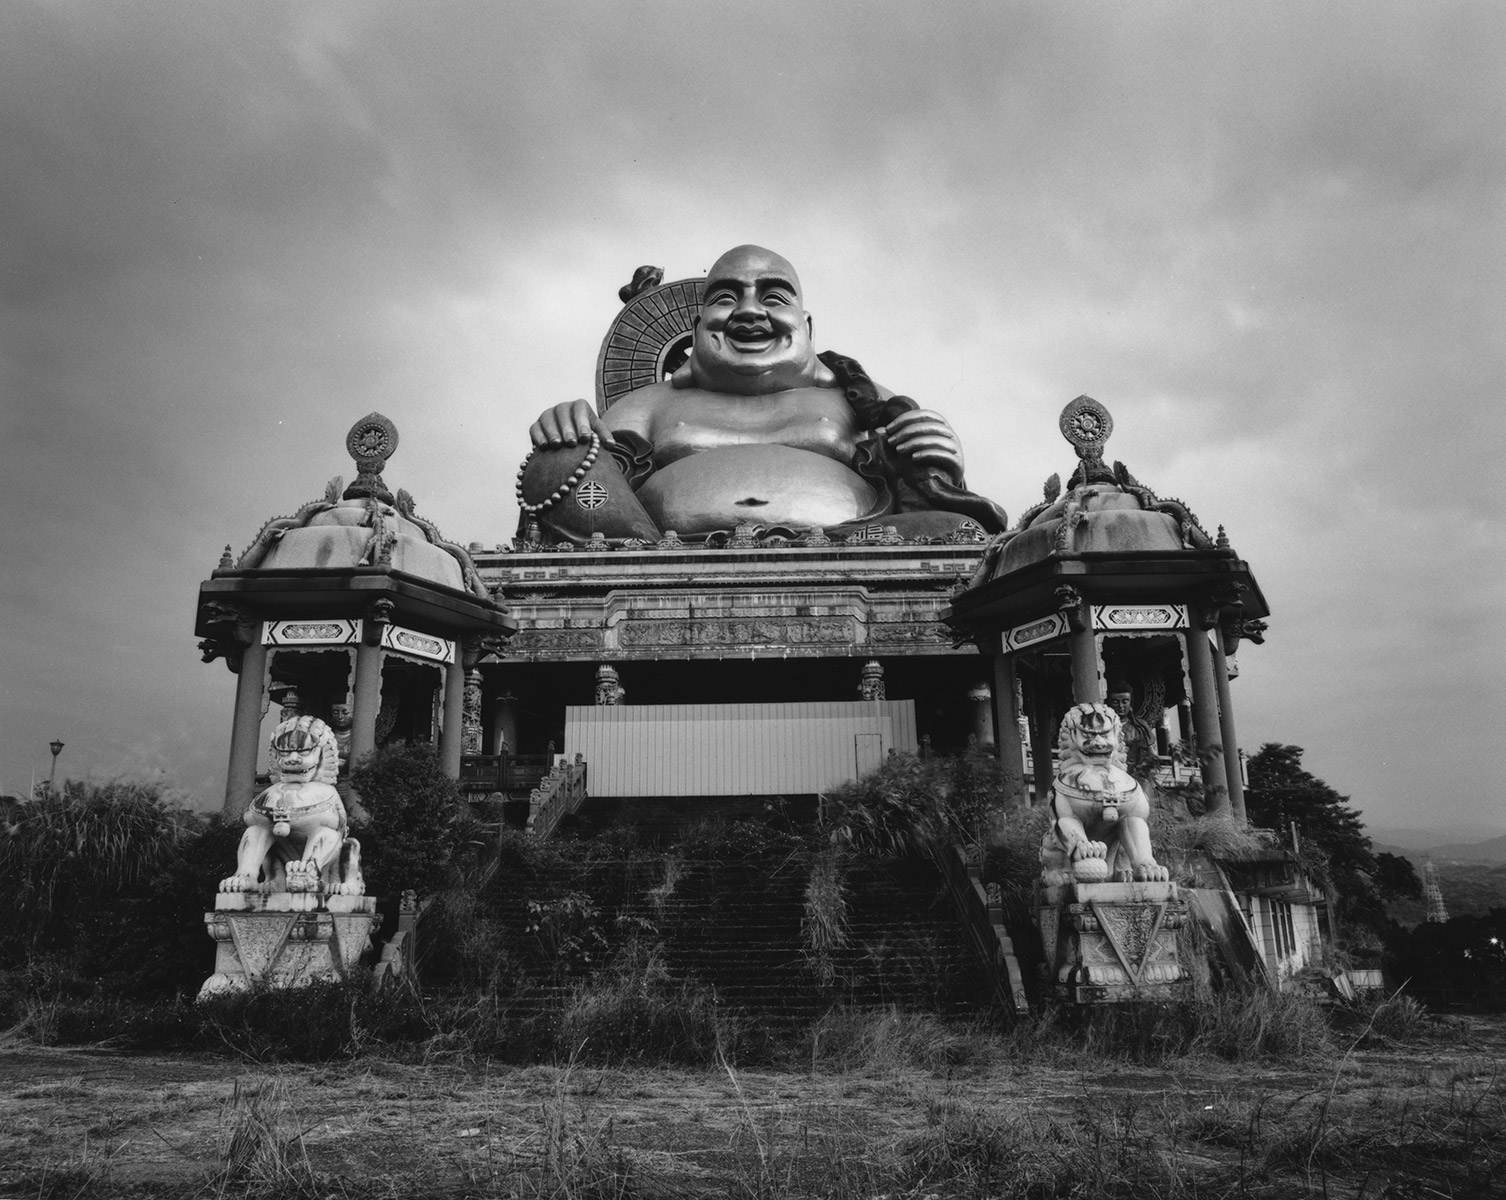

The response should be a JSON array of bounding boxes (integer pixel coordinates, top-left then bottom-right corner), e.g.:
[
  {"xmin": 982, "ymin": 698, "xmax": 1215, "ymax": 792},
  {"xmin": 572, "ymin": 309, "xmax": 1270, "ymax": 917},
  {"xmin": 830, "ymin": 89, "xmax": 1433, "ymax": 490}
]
[
  {"xmin": 1072, "ymin": 857, "xmax": 1110, "ymax": 883},
  {"xmin": 285, "ymin": 861, "xmax": 318, "ymax": 892}
]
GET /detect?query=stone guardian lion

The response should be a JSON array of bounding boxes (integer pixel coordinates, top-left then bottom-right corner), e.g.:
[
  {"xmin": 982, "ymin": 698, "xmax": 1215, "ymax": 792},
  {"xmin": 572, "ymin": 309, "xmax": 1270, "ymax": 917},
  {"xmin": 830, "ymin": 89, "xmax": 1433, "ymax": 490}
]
[
  {"xmin": 1041, "ymin": 702, "xmax": 1168, "ymax": 885},
  {"xmin": 220, "ymin": 715, "xmax": 364, "ymax": 896}
]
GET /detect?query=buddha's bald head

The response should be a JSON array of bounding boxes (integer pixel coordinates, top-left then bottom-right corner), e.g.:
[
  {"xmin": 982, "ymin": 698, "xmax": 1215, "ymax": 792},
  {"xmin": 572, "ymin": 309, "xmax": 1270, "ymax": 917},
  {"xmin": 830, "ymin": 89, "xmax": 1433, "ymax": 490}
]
[{"xmin": 686, "ymin": 245, "xmax": 824, "ymax": 394}]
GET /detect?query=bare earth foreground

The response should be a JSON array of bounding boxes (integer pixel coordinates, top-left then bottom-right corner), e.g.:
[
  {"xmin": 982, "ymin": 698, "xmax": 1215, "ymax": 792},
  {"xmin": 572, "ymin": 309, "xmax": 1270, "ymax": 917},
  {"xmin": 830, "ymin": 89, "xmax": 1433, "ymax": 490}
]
[{"xmin": 2, "ymin": 1017, "xmax": 1503, "ymax": 1198}]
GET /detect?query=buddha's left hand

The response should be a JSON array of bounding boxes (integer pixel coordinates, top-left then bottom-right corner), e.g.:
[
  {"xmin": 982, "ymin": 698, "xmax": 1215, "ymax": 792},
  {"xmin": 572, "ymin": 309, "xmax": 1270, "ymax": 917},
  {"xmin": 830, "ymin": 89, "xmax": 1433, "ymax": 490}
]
[{"xmin": 882, "ymin": 409, "xmax": 964, "ymax": 483}]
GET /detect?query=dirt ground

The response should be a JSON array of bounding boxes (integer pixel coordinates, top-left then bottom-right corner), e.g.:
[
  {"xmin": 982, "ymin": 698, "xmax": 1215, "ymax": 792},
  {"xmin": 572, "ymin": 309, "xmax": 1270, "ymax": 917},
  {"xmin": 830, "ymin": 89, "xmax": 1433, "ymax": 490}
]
[{"xmin": 3, "ymin": 1016, "xmax": 1504, "ymax": 1198}]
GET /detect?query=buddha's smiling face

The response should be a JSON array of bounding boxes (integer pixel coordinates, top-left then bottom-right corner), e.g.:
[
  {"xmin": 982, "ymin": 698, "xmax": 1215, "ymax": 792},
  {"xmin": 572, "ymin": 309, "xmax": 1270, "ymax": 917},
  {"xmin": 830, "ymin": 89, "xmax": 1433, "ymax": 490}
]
[{"xmin": 689, "ymin": 245, "xmax": 821, "ymax": 394}]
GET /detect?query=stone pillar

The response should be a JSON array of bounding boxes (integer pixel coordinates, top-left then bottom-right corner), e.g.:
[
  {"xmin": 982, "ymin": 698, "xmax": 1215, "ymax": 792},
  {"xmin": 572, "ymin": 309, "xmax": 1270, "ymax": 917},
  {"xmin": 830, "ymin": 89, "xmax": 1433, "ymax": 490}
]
[
  {"xmin": 439, "ymin": 657, "xmax": 465, "ymax": 778},
  {"xmin": 1184, "ymin": 622, "xmax": 1230, "ymax": 817},
  {"xmin": 462, "ymin": 667, "xmax": 484, "ymax": 754},
  {"xmin": 857, "ymin": 659, "xmax": 885, "ymax": 701},
  {"xmin": 991, "ymin": 653, "xmax": 1028, "ymax": 807},
  {"xmin": 223, "ymin": 626, "xmax": 267, "ymax": 820},
  {"xmin": 1211, "ymin": 637, "xmax": 1246, "ymax": 823},
  {"xmin": 349, "ymin": 640, "xmax": 383, "ymax": 768},
  {"xmin": 967, "ymin": 682, "xmax": 994, "ymax": 747},
  {"xmin": 1068, "ymin": 628, "xmax": 1101, "ymax": 705},
  {"xmin": 1025, "ymin": 676, "xmax": 1055, "ymax": 806},
  {"xmin": 1060, "ymin": 589, "xmax": 1101, "ymax": 704}
]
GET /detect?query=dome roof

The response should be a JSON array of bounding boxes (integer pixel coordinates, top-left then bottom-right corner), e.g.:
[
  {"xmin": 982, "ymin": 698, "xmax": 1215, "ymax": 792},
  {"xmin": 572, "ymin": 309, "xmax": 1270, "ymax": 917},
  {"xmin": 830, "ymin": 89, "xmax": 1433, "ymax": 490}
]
[
  {"xmin": 982, "ymin": 396, "xmax": 1218, "ymax": 579},
  {"xmin": 232, "ymin": 413, "xmax": 486, "ymax": 598}
]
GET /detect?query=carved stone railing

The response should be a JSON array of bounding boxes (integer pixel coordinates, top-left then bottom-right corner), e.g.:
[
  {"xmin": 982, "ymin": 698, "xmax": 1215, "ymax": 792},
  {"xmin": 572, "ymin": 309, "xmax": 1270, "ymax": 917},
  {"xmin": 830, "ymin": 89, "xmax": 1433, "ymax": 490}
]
[
  {"xmin": 524, "ymin": 754, "xmax": 588, "ymax": 839},
  {"xmin": 937, "ymin": 843, "xmax": 1031, "ymax": 1016},
  {"xmin": 372, "ymin": 888, "xmax": 431, "ymax": 991}
]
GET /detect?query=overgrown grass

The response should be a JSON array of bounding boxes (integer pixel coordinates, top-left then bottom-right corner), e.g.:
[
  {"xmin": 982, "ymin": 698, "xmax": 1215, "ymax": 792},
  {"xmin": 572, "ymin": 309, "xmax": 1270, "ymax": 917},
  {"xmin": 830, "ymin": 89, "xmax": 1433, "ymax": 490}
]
[
  {"xmin": 807, "ymin": 1006, "xmax": 996, "ymax": 1074},
  {"xmin": 800, "ymin": 848, "xmax": 849, "ymax": 987},
  {"xmin": 212, "ymin": 1079, "xmax": 340, "ymax": 1198},
  {"xmin": 558, "ymin": 940, "xmax": 737, "ymax": 1066}
]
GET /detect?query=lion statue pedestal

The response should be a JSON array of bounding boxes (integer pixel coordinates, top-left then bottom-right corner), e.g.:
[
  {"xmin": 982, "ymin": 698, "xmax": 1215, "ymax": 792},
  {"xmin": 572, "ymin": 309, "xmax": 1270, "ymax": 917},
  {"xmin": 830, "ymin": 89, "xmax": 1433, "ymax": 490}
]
[
  {"xmin": 198, "ymin": 716, "xmax": 379, "ymax": 999},
  {"xmin": 1034, "ymin": 703, "xmax": 1188, "ymax": 1004}
]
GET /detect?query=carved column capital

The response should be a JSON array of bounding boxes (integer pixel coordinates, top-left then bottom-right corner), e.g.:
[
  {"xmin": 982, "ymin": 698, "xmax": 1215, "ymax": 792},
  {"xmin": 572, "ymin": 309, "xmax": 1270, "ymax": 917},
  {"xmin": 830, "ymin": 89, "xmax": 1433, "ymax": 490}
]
[
  {"xmin": 1055, "ymin": 584, "xmax": 1088, "ymax": 632},
  {"xmin": 199, "ymin": 602, "xmax": 258, "ymax": 671}
]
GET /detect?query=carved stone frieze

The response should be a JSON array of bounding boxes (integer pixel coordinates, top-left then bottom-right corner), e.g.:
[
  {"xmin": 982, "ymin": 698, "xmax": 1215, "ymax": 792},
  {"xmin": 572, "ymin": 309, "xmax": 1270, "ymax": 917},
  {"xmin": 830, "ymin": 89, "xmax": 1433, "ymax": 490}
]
[
  {"xmin": 619, "ymin": 617, "xmax": 854, "ymax": 648},
  {"xmin": 868, "ymin": 621, "xmax": 950, "ymax": 644},
  {"xmin": 509, "ymin": 627, "xmax": 605, "ymax": 652}
]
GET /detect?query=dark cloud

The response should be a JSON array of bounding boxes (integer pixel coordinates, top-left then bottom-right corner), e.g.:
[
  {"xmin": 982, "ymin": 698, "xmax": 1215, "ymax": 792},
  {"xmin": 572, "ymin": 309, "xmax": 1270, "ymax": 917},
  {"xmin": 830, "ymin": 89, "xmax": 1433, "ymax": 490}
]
[{"xmin": 1, "ymin": 1, "xmax": 1501, "ymax": 830}]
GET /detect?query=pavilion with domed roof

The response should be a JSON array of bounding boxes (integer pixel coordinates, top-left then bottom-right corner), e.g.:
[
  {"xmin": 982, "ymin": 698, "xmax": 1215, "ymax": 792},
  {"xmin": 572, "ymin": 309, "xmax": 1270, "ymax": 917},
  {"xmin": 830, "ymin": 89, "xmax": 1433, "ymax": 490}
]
[
  {"xmin": 945, "ymin": 395, "xmax": 1269, "ymax": 820},
  {"xmin": 194, "ymin": 414, "xmax": 516, "ymax": 817}
]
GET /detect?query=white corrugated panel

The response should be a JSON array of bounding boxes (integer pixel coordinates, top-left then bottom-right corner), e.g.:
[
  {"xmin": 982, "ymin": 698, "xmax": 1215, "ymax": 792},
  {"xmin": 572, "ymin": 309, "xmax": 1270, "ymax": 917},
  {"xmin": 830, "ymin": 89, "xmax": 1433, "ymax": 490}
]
[{"xmin": 565, "ymin": 701, "xmax": 919, "ymax": 797}]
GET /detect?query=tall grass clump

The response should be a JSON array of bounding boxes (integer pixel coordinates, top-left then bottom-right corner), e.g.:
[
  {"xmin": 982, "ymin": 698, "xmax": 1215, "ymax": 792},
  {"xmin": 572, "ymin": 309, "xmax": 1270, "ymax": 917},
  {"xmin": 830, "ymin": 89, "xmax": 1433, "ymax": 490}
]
[
  {"xmin": 823, "ymin": 747, "xmax": 1005, "ymax": 859},
  {"xmin": 558, "ymin": 939, "xmax": 734, "ymax": 1066},
  {"xmin": 808, "ymin": 1006, "xmax": 997, "ymax": 1074},
  {"xmin": 801, "ymin": 847, "xmax": 849, "ymax": 986},
  {"xmin": 212, "ymin": 1079, "xmax": 341, "ymax": 1198},
  {"xmin": 1190, "ymin": 986, "xmax": 1333, "ymax": 1061}
]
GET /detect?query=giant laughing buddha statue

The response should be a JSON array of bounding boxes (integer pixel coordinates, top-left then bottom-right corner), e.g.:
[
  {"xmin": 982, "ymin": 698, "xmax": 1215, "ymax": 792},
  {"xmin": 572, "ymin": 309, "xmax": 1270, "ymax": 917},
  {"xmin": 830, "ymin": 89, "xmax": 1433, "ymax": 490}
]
[{"xmin": 518, "ymin": 245, "xmax": 1008, "ymax": 544}]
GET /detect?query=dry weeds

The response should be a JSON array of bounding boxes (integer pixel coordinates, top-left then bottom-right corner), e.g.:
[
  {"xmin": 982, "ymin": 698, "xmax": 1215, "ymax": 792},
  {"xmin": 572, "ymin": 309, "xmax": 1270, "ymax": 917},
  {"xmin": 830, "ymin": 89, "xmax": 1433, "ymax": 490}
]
[{"xmin": 1, "ymin": 1014, "xmax": 1502, "ymax": 1198}]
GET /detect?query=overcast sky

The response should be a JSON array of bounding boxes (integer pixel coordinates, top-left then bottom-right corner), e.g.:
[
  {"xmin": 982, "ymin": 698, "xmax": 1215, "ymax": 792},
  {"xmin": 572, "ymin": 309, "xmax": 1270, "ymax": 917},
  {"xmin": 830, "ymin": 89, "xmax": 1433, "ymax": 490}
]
[{"xmin": 2, "ymin": 1, "xmax": 1502, "ymax": 836}]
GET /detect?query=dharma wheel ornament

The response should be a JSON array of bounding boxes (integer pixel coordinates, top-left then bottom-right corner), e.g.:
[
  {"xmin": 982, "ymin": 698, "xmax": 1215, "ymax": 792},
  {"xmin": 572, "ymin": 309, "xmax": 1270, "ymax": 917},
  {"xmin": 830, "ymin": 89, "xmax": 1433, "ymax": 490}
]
[
  {"xmin": 343, "ymin": 412, "xmax": 399, "ymax": 503},
  {"xmin": 1058, "ymin": 395, "xmax": 1115, "ymax": 482}
]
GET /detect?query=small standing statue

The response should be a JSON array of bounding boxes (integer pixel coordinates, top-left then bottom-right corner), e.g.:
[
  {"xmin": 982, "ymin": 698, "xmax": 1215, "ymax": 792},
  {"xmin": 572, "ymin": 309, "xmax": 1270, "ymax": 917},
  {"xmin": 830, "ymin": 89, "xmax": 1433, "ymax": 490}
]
[
  {"xmin": 220, "ymin": 715, "xmax": 364, "ymax": 896},
  {"xmin": 1041, "ymin": 703, "xmax": 1168, "ymax": 885}
]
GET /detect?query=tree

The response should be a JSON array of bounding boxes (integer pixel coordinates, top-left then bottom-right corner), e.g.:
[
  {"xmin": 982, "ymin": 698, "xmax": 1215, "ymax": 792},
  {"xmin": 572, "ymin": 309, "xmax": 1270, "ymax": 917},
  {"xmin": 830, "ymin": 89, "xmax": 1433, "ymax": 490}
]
[
  {"xmin": 1245, "ymin": 743, "xmax": 1385, "ymax": 948},
  {"xmin": 1245, "ymin": 744, "xmax": 1375, "ymax": 877},
  {"xmin": 1375, "ymin": 851, "xmax": 1422, "ymax": 901}
]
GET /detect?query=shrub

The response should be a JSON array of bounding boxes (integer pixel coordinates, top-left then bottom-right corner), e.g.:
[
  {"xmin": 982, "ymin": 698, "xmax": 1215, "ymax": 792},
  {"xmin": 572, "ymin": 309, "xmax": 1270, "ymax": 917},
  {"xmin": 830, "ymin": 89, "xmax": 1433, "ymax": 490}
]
[
  {"xmin": 0, "ymin": 781, "xmax": 202, "ymax": 966},
  {"xmin": 349, "ymin": 744, "xmax": 475, "ymax": 899},
  {"xmin": 195, "ymin": 976, "xmax": 431, "ymax": 1061}
]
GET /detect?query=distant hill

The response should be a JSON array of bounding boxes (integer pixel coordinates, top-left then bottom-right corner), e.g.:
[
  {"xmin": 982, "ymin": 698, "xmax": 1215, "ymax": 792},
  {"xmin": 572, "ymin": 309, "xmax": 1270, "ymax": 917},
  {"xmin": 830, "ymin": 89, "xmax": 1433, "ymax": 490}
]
[
  {"xmin": 1367, "ymin": 824, "xmax": 1506, "ymax": 852},
  {"xmin": 1372, "ymin": 834, "xmax": 1506, "ymax": 867}
]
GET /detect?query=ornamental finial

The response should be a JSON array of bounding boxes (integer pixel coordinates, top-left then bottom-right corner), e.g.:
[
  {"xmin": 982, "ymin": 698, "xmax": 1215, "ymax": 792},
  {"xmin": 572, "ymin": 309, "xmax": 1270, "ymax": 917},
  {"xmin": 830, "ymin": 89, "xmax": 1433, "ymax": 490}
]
[
  {"xmin": 1066, "ymin": 397, "xmax": 1114, "ymax": 463},
  {"xmin": 1059, "ymin": 396, "xmax": 1115, "ymax": 483},
  {"xmin": 343, "ymin": 413, "xmax": 399, "ymax": 503}
]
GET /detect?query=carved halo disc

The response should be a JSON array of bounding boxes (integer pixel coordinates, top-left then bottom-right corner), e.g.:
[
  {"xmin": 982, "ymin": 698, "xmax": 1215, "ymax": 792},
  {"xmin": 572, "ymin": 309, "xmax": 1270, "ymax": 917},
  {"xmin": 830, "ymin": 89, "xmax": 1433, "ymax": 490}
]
[{"xmin": 595, "ymin": 278, "xmax": 705, "ymax": 411}]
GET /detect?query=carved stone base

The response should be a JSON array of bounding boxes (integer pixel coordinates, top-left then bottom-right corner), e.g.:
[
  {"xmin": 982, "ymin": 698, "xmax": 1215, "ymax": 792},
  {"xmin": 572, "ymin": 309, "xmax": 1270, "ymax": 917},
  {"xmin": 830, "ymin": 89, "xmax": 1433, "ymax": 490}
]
[
  {"xmin": 1036, "ymin": 881, "xmax": 1187, "ymax": 1004},
  {"xmin": 198, "ymin": 899, "xmax": 379, "ymax": 999}
]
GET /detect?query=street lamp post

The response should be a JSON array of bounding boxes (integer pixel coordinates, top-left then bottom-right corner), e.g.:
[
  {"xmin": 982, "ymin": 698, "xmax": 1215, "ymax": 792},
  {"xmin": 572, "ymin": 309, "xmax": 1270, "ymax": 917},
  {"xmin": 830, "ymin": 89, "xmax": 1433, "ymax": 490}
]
[{"xmin": 48, "ymin": 739, "xmax": 64, "ymax": 798}]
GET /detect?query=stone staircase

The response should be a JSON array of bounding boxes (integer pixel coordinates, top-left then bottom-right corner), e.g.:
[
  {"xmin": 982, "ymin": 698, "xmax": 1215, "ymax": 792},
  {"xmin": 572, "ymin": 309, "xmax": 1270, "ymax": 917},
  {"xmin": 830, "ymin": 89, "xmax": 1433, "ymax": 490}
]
[{"xmin": 470, "ymin": 823, "xmax": 995, "ymax": 1027}]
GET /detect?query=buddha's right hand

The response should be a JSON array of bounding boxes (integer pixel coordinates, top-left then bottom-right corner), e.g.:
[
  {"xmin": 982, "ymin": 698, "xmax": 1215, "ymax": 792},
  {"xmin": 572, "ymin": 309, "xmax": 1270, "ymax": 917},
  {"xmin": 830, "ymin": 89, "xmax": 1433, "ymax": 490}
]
[{"xmin": 529, "ymin": 400, "xmax": 615, "ymax": 449}]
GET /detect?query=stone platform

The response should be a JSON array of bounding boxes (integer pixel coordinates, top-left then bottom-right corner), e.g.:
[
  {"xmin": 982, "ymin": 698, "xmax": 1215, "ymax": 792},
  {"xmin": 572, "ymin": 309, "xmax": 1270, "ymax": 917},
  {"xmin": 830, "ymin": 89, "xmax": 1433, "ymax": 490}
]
[
  {"xmin": 1037, "ymin": 880, "xmax": 1188, "ymax": 1004},
  {"xmin": 199, "ymin": 894, "xmax": 379, "ymax": 999},
  {"xmin": 469, "ymin": 537, "xmax": 997, "ymax": 756}
]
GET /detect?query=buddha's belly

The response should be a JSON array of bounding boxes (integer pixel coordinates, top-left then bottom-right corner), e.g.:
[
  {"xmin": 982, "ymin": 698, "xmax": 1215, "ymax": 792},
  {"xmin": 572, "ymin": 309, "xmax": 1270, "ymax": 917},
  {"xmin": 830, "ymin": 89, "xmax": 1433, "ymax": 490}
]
[{"xmin": 637, "ymin": 445, "xmax": 877, "ymax": 537}]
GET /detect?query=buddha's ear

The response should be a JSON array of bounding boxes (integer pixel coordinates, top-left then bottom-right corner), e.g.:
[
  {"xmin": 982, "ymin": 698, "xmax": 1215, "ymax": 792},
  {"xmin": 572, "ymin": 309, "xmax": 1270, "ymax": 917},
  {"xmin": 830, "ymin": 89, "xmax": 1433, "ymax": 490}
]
[{"xmin": 808, "ymin": 316, "xmax": 836, "ymax": 386}]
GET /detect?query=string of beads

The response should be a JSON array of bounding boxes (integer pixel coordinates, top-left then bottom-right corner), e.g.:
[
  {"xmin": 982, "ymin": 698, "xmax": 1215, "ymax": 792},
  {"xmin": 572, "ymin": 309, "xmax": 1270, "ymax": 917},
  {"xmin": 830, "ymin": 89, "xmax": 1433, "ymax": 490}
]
[{"xmin": 515, "ymin": 433, "xmax": 601, "ymax": 516}]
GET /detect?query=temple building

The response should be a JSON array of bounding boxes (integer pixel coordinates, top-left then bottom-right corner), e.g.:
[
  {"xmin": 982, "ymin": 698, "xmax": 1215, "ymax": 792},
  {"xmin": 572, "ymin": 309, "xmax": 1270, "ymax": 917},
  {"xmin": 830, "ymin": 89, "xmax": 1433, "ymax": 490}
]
[
  {"xmin": 190, "ymin": 246, "xmax": 1317, "ymax": 1007},
  {"xmin": 195, "ymin": 249, "xmax": 1265, "ymax": 842}
]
